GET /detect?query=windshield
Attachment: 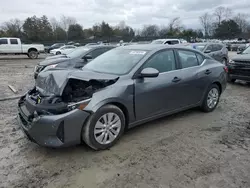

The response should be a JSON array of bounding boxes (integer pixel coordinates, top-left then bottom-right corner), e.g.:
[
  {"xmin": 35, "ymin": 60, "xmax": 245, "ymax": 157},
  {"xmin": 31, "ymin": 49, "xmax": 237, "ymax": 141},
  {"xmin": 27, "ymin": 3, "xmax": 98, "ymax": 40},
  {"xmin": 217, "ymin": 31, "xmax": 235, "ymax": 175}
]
[
  {"xmin": 84, "ymin": 48, "xmax": 148, "ymax": 75},
  {"xmin": 151, "ymin": 40, "xmax": 164, "ymax": 44},
  {"xmin": 67, "ymin": 47, "xmax": 90, "ymax": 58},
  {"xmin": 242, "ymin": 46, "xmax": 250, "ymax": 54}
]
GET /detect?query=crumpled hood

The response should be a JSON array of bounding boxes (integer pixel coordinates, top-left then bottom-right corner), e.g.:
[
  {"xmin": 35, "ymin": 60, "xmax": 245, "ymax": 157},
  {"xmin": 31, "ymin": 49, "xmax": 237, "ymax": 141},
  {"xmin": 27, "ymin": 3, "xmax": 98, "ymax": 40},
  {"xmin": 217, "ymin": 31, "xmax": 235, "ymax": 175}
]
[
  {"xmin": 231, "ymin": 54, "xmax": 250, "ymax": 62},
  {"xmin": 35, "ymin": 68, "xmax": 119, "ymax": 96},
  {"xmin": 45, "ymin": 54, "xmax": 67, "ymax": 60},
  {"xmin": 39, "ymin": 57, "xmax": 70, "ymax": 66}
]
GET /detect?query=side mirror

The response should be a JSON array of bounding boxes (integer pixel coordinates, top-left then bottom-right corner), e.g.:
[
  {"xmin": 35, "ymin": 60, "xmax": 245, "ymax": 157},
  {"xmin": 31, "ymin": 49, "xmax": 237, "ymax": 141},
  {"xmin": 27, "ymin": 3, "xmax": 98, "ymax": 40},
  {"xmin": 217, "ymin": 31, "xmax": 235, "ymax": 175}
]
[
  {"xmin": 83, "ymin": 54, "xmax": 92, "ymax": 61},
  {"xmin": 204, "ymin": 49, "xmax": 211, "ymax": 53},
  {"xmin": 237, "ymin": 51, "xmax": 242, "ymax": 54},
  {"xmin": 140, "ymin": 68, "xmax": 159, "ymax": 78}
]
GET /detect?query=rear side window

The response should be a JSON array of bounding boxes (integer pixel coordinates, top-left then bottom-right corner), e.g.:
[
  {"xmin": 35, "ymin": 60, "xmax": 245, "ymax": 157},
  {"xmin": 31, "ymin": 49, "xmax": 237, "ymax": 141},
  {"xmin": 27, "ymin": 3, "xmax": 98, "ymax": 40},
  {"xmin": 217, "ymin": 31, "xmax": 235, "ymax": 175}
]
[
  {"xmin": 10, "ymin": 39, "xmax": 18, "ymax": 44},
  {"xmin": 177, "ymin": 50, "xmax": 199, "ymax": 68},
  {"xmin": 196, "ymin": 53, "xmax": 204, "ymax": 65},
  {"xmin": 0, "ymin": 39, "xmax": 8, "ymax": 44},
  {"xmin": 165, "ymin": 40, "xmax": 179, "ymax": 45}
]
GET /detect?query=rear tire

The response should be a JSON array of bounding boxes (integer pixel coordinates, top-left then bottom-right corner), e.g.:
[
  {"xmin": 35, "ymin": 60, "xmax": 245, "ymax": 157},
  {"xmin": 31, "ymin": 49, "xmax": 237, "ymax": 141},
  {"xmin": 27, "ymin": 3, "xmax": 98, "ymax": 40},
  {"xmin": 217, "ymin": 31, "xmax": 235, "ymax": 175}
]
[
  {"xmin": 28, "ymin": 50, "xmax": 38, "ymax": 59},
  {"xmin": 56, "ymin": 51, "xmax": 61, "ymax": 55},
  {"xmin": 201, "ymin": 84, "xmax": 220, "ymax": 112},
  {"xmin": 82, "ymin": 105, "xmax": 125, "ymax": 150}
]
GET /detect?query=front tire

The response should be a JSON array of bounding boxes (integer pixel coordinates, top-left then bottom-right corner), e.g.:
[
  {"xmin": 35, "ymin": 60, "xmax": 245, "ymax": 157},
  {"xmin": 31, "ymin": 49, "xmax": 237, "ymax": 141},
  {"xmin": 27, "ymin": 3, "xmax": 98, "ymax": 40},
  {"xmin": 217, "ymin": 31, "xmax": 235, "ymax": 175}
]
[
  {"xmin": 56, "ymin": 51, "xmax": 61, "ymax": 55},
  {"xmin": 82, "ymin": 105, "xmax": 125, "ymax": 150},
  {"xmin": 201, "ymin": 84, "xmax": 220, "ymax": 112}
]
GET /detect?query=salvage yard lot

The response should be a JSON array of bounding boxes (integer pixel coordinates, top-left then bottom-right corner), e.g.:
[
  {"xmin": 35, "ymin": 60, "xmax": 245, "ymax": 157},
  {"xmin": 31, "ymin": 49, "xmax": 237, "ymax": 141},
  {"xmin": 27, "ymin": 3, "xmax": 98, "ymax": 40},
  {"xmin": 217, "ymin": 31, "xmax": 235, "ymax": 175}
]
[{"xmin": 1, "ymin": 52, "xmax": 250, "ymax": 188}]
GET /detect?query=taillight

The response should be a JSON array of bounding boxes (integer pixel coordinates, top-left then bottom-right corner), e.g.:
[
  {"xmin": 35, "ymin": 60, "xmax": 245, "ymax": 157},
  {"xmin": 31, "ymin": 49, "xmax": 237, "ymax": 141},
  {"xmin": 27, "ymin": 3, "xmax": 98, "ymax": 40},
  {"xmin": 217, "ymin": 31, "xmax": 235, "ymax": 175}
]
[{"xmin": 223, "ymin": 66, "xmax": 228, "ymax": 73}]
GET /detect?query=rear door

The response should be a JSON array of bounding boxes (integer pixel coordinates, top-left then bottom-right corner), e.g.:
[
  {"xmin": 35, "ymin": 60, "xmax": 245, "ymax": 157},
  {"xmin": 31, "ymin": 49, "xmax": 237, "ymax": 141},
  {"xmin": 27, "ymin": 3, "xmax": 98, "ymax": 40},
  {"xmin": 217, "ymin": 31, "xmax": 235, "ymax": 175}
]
[
  {"xmin": 9, "ymin": 39, "xmax": 21, "ymax": 53},
  {"xmin": 175, "ymin": 49, "xmax": 209, "ymax": 106},
  {"xmin": 134, "ymin": 49, "xmax": 184, "ymax": 120}
]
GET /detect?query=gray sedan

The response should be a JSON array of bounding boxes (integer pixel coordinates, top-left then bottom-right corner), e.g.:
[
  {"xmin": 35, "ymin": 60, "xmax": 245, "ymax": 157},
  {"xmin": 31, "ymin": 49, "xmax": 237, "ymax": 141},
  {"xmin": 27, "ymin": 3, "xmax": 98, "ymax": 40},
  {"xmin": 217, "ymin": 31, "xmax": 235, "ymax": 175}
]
[{"xmin": 18, "ymin": 45, "xmax": 227, "ymax": 150}]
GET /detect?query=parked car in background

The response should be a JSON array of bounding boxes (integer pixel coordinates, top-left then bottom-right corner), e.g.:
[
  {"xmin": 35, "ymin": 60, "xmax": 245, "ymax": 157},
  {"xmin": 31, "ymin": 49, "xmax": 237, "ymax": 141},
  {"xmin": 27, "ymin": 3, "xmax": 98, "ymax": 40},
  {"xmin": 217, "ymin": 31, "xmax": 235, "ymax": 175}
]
[
  {"xmin": 151, "ymin": 39, "xmax": 182, "ymax": 45},
  {"xmin": 0, "ymin": 37, "xmax": 44, "ymax": 59},
  {"xmin": 46, "ymin": 43, "xmax": 65, "ymax": 53},
  {"xmin": 34, "ymin": 45, "xmax": 115, "ymax": 79},
  {"xmin": 50, "ymin": 45, "xmax": 77, "ymax": 55},
  {"xmin": 227, "ymin": 46, "xmax": 250, "ymax": 82},
  {"xmin": 185, "ymin": 43, "xmax": 228, "ymax": 65},
  {"xmin": 237, "ymin": 43, "xmax": 250, "ymax": 54},
  {"xmin": 85, "ymin": 43, "xmax": 98, "ymax": 46},
  {"xmin": 18, "ymin": 44, "xmax": 227, "ymax": 149}
]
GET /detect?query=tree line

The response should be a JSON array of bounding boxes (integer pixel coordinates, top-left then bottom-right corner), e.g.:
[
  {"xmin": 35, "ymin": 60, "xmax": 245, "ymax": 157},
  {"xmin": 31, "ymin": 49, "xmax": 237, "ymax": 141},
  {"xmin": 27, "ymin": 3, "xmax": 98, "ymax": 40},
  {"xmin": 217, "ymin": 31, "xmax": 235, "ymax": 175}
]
[
  {"xmin": 200, "ymin": 6, "xmax": 250, "ymax": 39},
  {"xmin": 0, "ymin": 6, "xmax": 249, "ymax": 43}
]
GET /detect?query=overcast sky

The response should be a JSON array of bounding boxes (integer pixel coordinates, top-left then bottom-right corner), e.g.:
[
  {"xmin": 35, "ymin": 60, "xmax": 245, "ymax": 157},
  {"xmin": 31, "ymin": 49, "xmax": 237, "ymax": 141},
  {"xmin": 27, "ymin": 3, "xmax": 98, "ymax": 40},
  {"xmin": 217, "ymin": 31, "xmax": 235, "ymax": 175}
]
[{"xmin": 1, "ymin": 0, "xmax": 250, "ymax": 29}]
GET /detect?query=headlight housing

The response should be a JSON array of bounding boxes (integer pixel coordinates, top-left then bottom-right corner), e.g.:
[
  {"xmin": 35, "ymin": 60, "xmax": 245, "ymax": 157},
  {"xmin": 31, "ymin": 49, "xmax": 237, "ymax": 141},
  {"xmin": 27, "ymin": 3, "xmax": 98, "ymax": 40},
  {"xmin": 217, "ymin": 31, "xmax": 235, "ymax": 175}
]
[
  {"xmin": 43, "ymin": 64, "xmax": 58, "ymax": 71},
  {"xmin": 229, "ymin": 59, "xmax": 235, "ymax": 64},
  {"xmin": 67, "ymin": 99, "xmax": 91, "ymax": 111}
]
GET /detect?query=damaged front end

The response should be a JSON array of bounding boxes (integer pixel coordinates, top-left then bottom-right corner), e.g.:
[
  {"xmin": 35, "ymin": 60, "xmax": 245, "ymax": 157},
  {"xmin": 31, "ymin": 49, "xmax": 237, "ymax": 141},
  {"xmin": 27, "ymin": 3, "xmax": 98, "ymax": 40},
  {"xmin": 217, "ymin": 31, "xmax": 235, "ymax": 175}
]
[{"xmin": 19, "ymin": 69, "xmax": 119, "ymax": 118}]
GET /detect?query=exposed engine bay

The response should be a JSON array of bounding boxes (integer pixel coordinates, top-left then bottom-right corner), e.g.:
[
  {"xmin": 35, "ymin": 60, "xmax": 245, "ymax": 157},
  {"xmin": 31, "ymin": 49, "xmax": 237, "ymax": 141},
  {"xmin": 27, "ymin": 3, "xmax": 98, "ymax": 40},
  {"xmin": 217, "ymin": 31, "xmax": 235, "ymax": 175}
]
[
  {"xmin": 62, "ymin": 78, "xmax": 117, "ymax": 102},
  {"xmin": 19, "ymin": 78, "xmax": 118, "ymax": 115}
]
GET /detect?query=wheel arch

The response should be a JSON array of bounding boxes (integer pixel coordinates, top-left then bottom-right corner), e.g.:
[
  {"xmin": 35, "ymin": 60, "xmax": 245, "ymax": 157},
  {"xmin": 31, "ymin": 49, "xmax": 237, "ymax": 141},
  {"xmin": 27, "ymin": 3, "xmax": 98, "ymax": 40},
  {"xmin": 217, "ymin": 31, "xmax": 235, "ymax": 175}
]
[
  {"xmin": 212, "ymin": 81, "xmax": 222, "ymax": 94},
  {"xmin": 28, "ymin": 48, "xmax": 38, "ymax": 53},
  {"xmin": 89, "ymin": 99, "xmax": 131, "ymax": 129}
]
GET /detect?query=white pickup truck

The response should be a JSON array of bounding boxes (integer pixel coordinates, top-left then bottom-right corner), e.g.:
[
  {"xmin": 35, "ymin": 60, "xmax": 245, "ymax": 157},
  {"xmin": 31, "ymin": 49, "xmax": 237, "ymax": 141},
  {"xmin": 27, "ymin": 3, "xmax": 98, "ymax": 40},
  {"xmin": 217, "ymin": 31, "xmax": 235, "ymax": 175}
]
[{"xmin": 0, "ymin": 38, "xmax": 45, "ymax": 59}]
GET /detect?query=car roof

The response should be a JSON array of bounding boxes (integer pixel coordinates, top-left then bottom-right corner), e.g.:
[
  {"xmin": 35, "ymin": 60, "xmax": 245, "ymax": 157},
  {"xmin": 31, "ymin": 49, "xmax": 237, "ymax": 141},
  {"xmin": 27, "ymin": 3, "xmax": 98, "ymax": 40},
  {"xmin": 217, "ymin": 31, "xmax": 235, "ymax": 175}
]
[
  {"xmin": 118, "ymin": 44, "xmax": 198, "ymax": 51},
  {"xmin": 87, "ymin": 45, "xmax": 116, "ymax": 49}
]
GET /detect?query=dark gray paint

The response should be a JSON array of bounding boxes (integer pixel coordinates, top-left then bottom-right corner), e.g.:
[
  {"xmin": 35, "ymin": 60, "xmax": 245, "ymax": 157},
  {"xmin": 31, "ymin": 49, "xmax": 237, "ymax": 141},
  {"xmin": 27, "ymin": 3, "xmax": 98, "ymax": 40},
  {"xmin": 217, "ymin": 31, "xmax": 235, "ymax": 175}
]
[{"xmin": 18, "ymin": 45, "xmax": 227, "ymax": 148}]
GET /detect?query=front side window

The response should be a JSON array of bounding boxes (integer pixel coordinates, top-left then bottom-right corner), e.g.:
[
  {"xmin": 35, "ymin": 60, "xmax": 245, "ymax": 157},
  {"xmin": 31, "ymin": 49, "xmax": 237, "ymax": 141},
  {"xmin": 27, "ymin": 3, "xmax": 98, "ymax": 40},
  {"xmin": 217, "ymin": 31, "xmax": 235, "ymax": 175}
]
[
  {"xmin": 87, "ymin": 48, "xmax": 110, "ymax": 59},
  {"xmin": 177, "ymin": 50, "xmax": 199, "ymax": 68},
  {"xmin": 10, "ymin": 39, "xmax": 18, "ymax": 44},
  {"xmin": 142, "ymin": 50, "xmax": 176, "ymax": 73},
  {"xmin": 0, "ymin": 39, "xmax": 8, "ymax": 44}
]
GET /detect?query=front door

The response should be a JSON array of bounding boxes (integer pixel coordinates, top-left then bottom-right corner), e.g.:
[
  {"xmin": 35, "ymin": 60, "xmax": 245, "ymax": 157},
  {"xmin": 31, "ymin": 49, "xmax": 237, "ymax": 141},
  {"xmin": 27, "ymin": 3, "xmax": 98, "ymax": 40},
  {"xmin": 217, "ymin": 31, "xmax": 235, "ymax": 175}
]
[
  {"xmin": 0, "ymin": 38, "xmax": 9, "ymax": 53},
  {"xmin": 134, "ymin": 49, "xmax": 183, "ymax": 120}
]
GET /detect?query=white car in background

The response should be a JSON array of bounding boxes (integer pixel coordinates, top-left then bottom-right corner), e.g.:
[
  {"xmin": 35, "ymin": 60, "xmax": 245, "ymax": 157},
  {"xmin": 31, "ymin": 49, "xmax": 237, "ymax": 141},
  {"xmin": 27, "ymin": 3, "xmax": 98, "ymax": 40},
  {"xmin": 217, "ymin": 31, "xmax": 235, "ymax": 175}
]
[
  {"xmin": 50, "ymin": 45, "xmax": 77, "ymax": 55},
  {"xmin": 0, "ymin": 37, "xmax": 44, "ymax": 59},
  {"xmin": 151, "ymin": 39, "xmax": 184, "ymax": 45}
]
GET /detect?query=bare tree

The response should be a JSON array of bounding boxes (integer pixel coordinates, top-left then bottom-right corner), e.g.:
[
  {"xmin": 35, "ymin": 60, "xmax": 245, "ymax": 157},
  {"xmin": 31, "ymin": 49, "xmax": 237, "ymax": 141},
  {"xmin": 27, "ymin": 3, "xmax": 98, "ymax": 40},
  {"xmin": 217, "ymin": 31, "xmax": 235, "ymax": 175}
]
[
  {"xmin": 234, "ymin": 13, "xmax": 249, "ymax": 33},
  {"xmin": 118, "ymin": 21, "xmax": 126, "ymax": 30},
  {"xmin": 2, "ymin": 19, "xmax": 23, "ymax": 37},
  {"xmin": 60, "ymin": 15, "xmax": 76, "ymax": 32},
  {"xmin": 50, "ymin": 17, "xmax": 60, "ymax": 31},
  {"xmin": 214, "ymin": 6, "xmax": 233, "ymax": 25},
  {"xmin": 60, "ymin": 15, "xmax": 76, "ymax": 40},
  {"xmin": 168, "ymin": 17, "xmax": 182, "ymax": 32},
  {"xmin": 214, "ymin": 6, "xmax": 225, "ymax": 25},
  {"xmin": 140, "ymin": 25, "xmax": 159, "ymax": 37},
  {"xmin": 199, "ymin": 13, "xmax": 212, "ymax": 38},
  {"xmin": 224, "ymin": 8, "xmax": 233, "ymax": 20}
]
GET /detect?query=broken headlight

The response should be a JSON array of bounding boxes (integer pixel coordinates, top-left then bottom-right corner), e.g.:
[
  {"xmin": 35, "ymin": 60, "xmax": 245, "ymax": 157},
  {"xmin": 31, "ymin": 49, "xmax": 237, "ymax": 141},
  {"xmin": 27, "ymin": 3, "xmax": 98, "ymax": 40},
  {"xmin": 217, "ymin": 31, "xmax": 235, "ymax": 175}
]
[
  {"xmin": 67, "ymin": 98, "xmax": 91, "ymax": 111},
  {"xmin": 43, "ymin": 64, "xmax": 58, "ymax": 71}
]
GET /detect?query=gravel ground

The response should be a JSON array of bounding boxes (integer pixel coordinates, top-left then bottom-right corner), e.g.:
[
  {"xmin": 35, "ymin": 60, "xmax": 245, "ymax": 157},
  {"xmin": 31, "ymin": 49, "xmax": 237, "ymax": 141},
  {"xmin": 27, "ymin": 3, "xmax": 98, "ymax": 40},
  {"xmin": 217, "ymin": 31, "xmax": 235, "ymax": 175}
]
[{"xmin": 1, "ymin": 53, "xmax": 250, "ymax": 188}]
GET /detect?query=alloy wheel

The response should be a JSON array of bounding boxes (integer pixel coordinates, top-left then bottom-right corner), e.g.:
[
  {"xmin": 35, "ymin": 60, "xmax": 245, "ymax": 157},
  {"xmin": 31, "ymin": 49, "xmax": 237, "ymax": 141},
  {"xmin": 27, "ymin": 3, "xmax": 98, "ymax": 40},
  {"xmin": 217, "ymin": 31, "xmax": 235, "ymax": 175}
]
[
  {"xmin": 207, "ymin": 88, "xmax": 219, "ymax": 109},
  {"xmin": 94, "ymin": 113, "xmax": 121, "ymax": 145}
]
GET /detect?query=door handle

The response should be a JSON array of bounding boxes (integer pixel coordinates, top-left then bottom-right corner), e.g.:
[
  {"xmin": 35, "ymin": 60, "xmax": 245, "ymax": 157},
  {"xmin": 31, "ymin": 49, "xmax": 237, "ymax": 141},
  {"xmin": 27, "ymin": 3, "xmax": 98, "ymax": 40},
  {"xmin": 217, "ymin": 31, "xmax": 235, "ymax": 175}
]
[
  {"xmin": 172, "ymin": 77, "xmax": 181, "ymax": 83},
  {"xmin": 205, "ymin": 69, "xmax": 212, "ymax": 75}
]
